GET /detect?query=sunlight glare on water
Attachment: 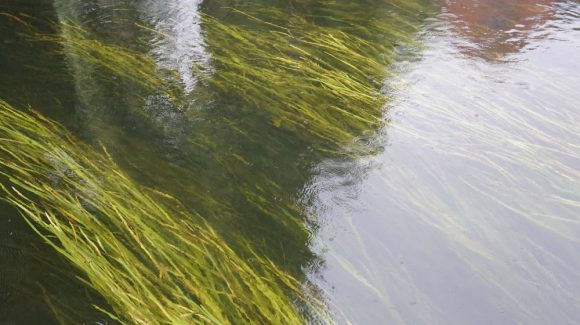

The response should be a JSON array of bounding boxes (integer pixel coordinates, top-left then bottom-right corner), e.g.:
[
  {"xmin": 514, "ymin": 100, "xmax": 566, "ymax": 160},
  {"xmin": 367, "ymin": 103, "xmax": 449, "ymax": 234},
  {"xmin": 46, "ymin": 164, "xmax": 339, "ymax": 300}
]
[{"xmin": 139, "ymin": 0, "xmax": 210, "ymax": 93}]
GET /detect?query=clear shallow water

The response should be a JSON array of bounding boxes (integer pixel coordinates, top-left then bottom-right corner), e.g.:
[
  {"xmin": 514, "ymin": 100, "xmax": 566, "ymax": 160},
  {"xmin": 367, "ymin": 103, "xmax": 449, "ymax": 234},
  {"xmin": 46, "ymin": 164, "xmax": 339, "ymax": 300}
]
[
  {"xmin": 0, "ymin": 0, "xmax": 578, "ymax": 324},
  {"xmin": 308, "ymin": 1, "xmax": 580, "ymax": 323}
]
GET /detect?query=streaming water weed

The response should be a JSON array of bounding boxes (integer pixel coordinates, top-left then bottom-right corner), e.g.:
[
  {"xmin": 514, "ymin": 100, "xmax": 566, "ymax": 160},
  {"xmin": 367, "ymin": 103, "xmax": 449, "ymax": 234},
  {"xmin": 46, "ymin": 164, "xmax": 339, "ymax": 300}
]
[
  {"xmin": 199, "ymin": 7, "xmax": 408, "ymax": 152},
  {"xmin": 0, "ymin": 100, "xmax": 327, "ymax": 324},
  {"xmin": 30, "ymin": 22, "xmax": 180, "ymax": 98},
  {"xmin": 0, "ymin": 1, "xmax": 432, "ymax": 323}
]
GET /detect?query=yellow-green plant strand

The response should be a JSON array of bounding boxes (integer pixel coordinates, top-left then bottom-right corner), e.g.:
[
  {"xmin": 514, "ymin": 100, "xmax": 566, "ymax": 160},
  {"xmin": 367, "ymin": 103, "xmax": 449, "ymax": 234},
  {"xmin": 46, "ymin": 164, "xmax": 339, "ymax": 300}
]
[{"xmin": 0, "ymin": 100, "xmax": 328, "ymax": 324}]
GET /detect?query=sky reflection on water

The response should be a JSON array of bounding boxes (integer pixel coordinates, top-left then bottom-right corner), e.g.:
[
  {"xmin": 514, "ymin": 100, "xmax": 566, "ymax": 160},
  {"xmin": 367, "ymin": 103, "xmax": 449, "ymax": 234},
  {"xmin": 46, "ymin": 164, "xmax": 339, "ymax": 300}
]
[
  {"xmin": 307, "ymin": 1, "xmax": 580, "ymax": 324},
  {"xmin": 139, "ymin": 0, "xmax": 210, "ymax": 93},
  {"xmin": 0, "ymin": 0, "xmax": 578, "ymax": 323}
]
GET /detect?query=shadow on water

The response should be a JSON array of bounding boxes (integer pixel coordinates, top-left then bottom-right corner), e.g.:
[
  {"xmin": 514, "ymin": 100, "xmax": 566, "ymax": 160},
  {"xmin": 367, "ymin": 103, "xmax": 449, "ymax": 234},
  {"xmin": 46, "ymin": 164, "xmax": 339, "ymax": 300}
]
[
  {"xmin": 0, "ymin": 1, "xmax": 115, "ymax": 323},
  {"xmin": 0, "ymin": 200, "xmax": 112, "ymax": 324},
  {"xmin": 0, "ymin": 0, "xmax": 75, "ymax": 121},
  {"xmin": 2, "ymin": 0, "xmax": 578, "ymax": 323},
  {"xmin": 51, "ymin": 0, "xmax": 432, "ymax": 272},
  {"xmin": 0, "ymin": 201, "xmax": 54, "ymax": 324},
  {"xmin": 1, "ymin": 0, "xmax": 433, "ymax": 322}
]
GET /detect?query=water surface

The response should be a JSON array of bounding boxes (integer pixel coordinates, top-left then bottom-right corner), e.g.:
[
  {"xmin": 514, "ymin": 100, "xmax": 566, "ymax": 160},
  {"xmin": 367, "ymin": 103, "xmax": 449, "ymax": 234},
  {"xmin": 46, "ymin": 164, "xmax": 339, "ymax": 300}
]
[
  {"xmin": 0, "ymin": 0, "xmax": 579, "ymax": 324},
  {"xmin": 307, "ymin": 1, "xmax": 580, "ymax": 323}
]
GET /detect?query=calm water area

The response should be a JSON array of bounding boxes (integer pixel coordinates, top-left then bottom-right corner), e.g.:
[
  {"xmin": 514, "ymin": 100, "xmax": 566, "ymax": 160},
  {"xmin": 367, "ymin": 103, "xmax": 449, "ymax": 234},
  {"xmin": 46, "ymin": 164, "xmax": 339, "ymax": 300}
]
[{"xmin": 0, "ymin": 0, "xmax": 579, "ymax": 324}]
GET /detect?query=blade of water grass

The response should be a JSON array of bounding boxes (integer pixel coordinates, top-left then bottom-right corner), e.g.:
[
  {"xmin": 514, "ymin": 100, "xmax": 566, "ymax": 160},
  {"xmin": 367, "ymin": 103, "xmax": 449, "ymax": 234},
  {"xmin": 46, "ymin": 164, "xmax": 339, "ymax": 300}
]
[{"xmin": 0, "ymin": 100, "xmax": 329, "ymax": 324}]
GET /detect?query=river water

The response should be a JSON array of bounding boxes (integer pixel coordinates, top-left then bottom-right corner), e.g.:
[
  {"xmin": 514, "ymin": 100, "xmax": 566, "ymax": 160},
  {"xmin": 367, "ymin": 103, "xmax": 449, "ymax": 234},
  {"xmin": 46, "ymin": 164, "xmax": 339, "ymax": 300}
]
[
  {"xmin": 308, "ymin": 1, "xmax": 580, "ymax": 323},
  {"xmin": 0, "ymin": 0, "xmax": 579, "ymax": 324}
]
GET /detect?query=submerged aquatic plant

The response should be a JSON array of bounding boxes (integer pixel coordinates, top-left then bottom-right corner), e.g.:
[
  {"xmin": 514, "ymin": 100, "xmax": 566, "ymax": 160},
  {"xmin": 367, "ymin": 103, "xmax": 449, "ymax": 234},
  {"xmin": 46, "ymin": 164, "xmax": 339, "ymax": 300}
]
[
  {"xmin": 0, "ymin": 100, "xmax": 327, "ymax": 324},
  {"xmin": 30, "ymin": 22, "xmax": 181, "ymax": 98},
  {"xmin": 0, "ymin": 1, "xmax": 432, "ymax": 322},
  {"xmin": 201, "ymin": 11, "xmax": 386, "ymax": 151},
  {"xmin": 198, "ymin": 2, "xmax": 428, "ymax": 152},
  {"xmin": 34, "ymin": 3, "xmax": 427, "ymax": 154}
]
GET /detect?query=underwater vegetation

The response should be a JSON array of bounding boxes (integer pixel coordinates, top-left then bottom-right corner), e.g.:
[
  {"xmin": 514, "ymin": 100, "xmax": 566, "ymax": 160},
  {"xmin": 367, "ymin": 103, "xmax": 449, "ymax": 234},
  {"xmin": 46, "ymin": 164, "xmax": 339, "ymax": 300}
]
[
  {"xmin": 36, "ymin": 1, "xmax": 430, "ymax": 154},
  {"xmin": 0, "ymin": 100, "xmax": 327, "ymax": 324},
  {"xmin": 199, "ymin": 2, "xmax": 429, "ymax": 153},
  {"xmin": 49, "ymin": 0, "xmax": 430, "ymax": 264},
  {"xmin": 30, "ymin": 0, "xmax": 431, "ymax": 262},
  {"xmin": 0, "ymin": 0, "xmax": 432, "ymax": 323},
  {"xmin": 201, "ymin": 11, "xmax": 388, "ymax": 148}
]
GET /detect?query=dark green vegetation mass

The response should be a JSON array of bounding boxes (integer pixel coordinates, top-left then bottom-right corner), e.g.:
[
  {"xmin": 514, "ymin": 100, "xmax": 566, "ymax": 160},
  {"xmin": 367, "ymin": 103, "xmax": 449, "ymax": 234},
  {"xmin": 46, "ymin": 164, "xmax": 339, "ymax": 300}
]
[{"xmin": 0, "ymin": 0, "xmax": 431, "ymax": 323}]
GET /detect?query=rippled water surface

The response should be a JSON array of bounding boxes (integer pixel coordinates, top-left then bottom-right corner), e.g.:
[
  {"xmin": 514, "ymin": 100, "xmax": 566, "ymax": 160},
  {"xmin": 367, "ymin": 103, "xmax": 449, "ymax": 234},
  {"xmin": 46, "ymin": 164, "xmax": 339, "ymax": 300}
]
[
  {"xmin": 308, "ymin": 2, "xmax": 580, "ymax": 323},
  {"xmin": 0, "ymin": 0, "xmax": 579, "ymax": 324}
]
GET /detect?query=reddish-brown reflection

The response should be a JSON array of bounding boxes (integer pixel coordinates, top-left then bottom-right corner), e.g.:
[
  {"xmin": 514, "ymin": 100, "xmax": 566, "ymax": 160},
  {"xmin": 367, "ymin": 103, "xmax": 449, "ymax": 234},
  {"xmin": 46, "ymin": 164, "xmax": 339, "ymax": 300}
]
[{"xmin": 442, "ymin": 0, "xmax": 556, "ymax": 60}]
